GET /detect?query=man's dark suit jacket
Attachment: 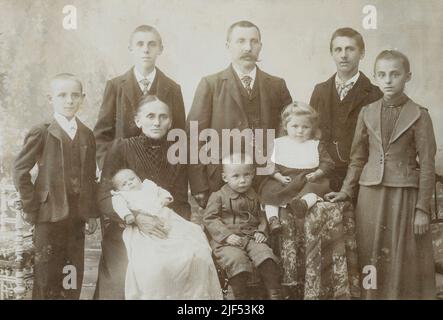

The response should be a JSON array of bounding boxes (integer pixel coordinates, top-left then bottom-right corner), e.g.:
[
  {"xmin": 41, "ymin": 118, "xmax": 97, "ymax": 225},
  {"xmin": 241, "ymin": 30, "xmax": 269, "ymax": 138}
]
[
  {"xmin": 13, "ymin": 119, "xmax": 98, "ymax": 223},
  {"xmin": 309, "ymin": 72, "xmax": 382, "ymax": 168},
  {"xmin": 186, "ymin": 65, "xmax": 292, "ymax": 195},
  {"xmin": 93, "ymin": 67, "xmax": 186, "ymax": 168}
]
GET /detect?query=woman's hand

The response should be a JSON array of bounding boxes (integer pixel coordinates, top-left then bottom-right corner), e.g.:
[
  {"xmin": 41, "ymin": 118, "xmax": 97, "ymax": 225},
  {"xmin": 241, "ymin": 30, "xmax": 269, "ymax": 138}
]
[
  {"xmin": 414, "ymin": 209, "xmax": 430, "ymax": 235},
  {"xmin": 135, "ymin": 214, "xmax": 168, "ymax": 239},
  {"xmin": 324, "ymin": 191, "xmax": 348, "ymax": 202}
]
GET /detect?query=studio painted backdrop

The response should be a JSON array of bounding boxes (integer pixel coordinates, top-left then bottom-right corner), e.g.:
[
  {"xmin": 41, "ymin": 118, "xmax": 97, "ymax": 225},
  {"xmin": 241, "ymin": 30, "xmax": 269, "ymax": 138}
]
[{"xmin": 1, "ymin": 0, "xmax": 443, "ymax": 177}]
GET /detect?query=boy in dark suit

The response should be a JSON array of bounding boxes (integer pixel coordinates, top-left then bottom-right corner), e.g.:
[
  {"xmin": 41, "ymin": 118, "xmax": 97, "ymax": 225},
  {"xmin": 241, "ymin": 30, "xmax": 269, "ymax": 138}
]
[
  {"xmin": 13, "ymin": 73, "xmax": 98, "ymax": 299},
  {"xmin": 310, "ymin": 27, "xmax": 382, "ymax": 191},
  {"xmin": 203, "ymin": 153, "xmax": 282, "ymax": 300},
  {"xmin": 94, "ymin": 25, "xmax": 186, "ymax": 169}
]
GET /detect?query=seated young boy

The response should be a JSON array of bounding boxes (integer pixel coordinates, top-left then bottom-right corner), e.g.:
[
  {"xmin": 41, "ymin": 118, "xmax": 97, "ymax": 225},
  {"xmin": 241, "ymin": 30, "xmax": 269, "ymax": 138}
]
[
  {"xmin": 13, "ymin": 73, "xmax": 98, "ymax": 299},
  {"xmin": 203, "ymin": 153, "xmax": 282, "ymax": 300}
]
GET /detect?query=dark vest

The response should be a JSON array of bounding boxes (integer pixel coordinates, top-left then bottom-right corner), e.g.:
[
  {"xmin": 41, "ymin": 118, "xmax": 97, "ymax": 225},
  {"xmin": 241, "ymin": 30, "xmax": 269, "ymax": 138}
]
[
  {"xmin": 330, "ymin": 84, "xmax": 358, "ymax": 142},
  {"xmin": 234, "ymin": 73, "xmax": 262, "ymax": 129},
  {"xmin": 60, "ymin": 130, "xmax": 82, "ymax": 196}
]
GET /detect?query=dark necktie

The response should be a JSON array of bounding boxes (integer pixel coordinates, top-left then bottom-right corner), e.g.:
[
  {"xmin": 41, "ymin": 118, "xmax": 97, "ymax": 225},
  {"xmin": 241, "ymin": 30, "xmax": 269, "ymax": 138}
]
[
  {"xmin": 140, "ymin": 79, "xmax": 150, "ymax": 95},
  {"xmin": 241, "ymin": 75, "xmax": 253, "ymax": 97}
]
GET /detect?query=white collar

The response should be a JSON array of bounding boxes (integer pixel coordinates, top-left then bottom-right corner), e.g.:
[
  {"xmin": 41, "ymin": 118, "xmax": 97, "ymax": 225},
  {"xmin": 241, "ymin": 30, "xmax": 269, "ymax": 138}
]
[
  {"xmin": 54, "ymin": 113, "xmax": 78, "ymax": 139},
  {"xmin": 335, "ymin": 71, "xmax": 360, "ymax": 86},
  {"xmin": 232, "ymin": 64, "xmax": 257, "ymax": 84},
  {"xmin": 134, "ymin": 67, "xmax": 157, "ymax": 86}
]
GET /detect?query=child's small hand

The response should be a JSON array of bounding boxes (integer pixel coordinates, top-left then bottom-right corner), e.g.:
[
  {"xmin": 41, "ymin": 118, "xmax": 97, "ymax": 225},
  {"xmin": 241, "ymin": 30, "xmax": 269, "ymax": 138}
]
[
  {"xmin": 124, "ymin": 214, "xmax": 136, "ymax": 225},
  {"xmin": 306, "ymin": 169, "xmax": 324, "ymax": 182},
  {"xmin": 85, "ymin": 218, "xmax": 98, "ymax": 235},
  {"xmin": 194, "ymin": 191, "xmax": 209, "ymax": 209},
  {"xmin": 254, "ymin": 232, "xmax": 267, "ymax": 243},
  {"xmin": 414, "ymin": 209, "xmax": 430, "ymax": 235},
  {"xmin": 226, "ymin": 234, "xmax": 243, "ymax": 246},
  {"xmin": 274, "ymin": 173, "xmax": 291, "ymax": 185},
  {"xmin": 161, "ymin": 197, "xmax": 173, "ymax": 207}
]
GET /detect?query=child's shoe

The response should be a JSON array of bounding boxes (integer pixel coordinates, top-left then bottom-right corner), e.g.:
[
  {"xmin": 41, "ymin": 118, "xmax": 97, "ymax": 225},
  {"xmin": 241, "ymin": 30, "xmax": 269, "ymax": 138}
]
[
  {"xmin": 268, "ymin": 216, "xmax": 282, "ymax": 234},
  {"xmin": 267, "ymin": 288, "xmax": 283, "ymax": 300}
]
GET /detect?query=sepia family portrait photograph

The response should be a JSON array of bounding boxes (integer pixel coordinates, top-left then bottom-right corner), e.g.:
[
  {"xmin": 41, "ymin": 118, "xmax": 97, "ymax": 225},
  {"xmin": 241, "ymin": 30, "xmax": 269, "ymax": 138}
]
[{"xmin": 0, "ymin": 0, "xmax": 442, "ymax": 302}]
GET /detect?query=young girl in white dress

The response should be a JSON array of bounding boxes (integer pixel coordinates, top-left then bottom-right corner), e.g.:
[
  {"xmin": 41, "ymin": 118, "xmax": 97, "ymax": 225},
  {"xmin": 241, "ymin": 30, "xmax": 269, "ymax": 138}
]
[
  {"xmin": 258, "ymin": 102, "xmax": 335, "ymax": 232},
  {"xmin": 111, "ymin": 168, "xmax": 222, "ymax": 300}
]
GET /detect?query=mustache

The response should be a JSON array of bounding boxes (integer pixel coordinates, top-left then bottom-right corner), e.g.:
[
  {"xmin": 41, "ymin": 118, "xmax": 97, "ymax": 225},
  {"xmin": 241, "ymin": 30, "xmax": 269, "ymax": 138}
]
[{"xmin": 240, "ymin": 53, "xmax": 260, "ymax": 62}]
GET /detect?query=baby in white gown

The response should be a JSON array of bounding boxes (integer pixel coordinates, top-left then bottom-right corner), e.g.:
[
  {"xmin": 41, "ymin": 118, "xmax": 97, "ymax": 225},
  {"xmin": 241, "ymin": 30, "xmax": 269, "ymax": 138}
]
[{"xmin": 111, "ymin": 169, "xmax": 222, "ymax": 300}]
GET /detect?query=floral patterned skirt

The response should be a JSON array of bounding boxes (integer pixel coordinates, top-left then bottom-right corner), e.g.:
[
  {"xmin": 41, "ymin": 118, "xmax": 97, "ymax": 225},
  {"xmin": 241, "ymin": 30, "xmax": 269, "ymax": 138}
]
[{"xmin": 275, "ymin": 201, "xmax": 360, "ymax": 300}]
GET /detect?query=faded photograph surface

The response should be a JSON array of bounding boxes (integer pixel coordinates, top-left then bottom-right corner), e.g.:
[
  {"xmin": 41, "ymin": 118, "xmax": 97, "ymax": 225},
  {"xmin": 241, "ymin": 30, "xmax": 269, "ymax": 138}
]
[{"xmin": 0, "ymin": 0, "xmax": 442, "ymax": 301}]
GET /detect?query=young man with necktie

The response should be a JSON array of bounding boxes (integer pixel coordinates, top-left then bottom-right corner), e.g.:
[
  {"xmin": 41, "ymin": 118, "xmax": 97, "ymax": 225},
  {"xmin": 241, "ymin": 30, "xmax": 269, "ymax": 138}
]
[
  {"xmin": 309, "ymin": 27, "xmax": 382, "ymax": 192},
  {"xmin": 93, "ymin": 25, "xmax": 186, "ymax": 169}
]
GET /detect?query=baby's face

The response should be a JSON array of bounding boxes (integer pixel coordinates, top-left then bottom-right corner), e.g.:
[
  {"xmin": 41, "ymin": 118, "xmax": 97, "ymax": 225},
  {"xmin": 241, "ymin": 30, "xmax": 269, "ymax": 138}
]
[{"xmin": 114, "ymin": 170, "xmax": 142, "ymax": 191}]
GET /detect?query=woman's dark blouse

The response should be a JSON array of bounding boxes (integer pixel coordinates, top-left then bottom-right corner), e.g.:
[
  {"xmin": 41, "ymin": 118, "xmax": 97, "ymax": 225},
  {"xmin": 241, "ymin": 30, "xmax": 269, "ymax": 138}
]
[{"xmin": 97, "ymin": 135, "xmax": 191, "ymax": 221}]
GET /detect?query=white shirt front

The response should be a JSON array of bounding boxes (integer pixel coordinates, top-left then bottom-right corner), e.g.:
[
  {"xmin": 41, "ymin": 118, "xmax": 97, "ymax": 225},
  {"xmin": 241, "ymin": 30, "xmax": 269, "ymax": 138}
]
[
  {"xmin": 271, "ymin": 136, "xmax": 320, "ymax": 169},
  {"xmin": 335, "ymin": 71, "xmax": 360, "ymax": 88},
  {"xmin": 232, "ymin": 64, "xmax": 257, "ymax": 89},
  {"xmin": 134, "ymin": 67, "xmax": 157, "ymax": 93},
  {"xmin": 54, "ymin": 112, "xmax": 78, "ymax": 140}
]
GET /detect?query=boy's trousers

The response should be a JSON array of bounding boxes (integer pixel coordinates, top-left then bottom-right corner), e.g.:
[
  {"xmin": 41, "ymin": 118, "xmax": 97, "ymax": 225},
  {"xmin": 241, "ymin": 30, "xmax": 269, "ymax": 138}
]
[{"xmin": 32, "ymin": 194, "xmax": 85, "ymax": 300}]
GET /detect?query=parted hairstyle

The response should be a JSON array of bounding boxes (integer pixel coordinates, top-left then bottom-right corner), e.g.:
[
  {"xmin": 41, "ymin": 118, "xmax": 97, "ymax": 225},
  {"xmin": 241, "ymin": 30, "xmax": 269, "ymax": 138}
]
[{"xmin": 280, "ymin": 101, "xmax": 321, "ymax": 139}]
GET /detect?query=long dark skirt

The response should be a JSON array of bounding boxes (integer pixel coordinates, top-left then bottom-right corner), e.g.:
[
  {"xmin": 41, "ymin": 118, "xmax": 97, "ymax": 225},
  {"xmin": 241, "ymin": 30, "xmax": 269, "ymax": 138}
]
[
  {"xmin": 356, "ymin": 185, "xmax": 436, "ymax": 300},
  {"xmin": 93, "ymin": 221, "xmax": 127, "ymax": 300}
]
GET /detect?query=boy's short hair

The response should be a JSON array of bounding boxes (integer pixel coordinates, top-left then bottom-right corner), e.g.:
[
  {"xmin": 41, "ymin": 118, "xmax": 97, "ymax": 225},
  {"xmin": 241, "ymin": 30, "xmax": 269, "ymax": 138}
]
[
  {"xmin": 129, "ymin": 25, "xmax": 163, "ymax": 47},
  {"xmin": 374, "ymin": 49, "xmax": 411, "ymax": 73},
  {"xmin": 227, "ymin": 20, "xmax": 261, "ymax": 42},
  {"xmin": 280, "ymin": 101, "xmax": 321, "ymax": 139},
  {"xmin": 222, "ymin": 152, "xmax": 255, "ymax": 170},
  {"xmin": 134, "ymin": 94, "xmax": 172, "ymax": 121},
  {"xmin": 330, "ymin": 27, "xmax": 365, "ymax": 52},
  {"xmin": 50, "ymin": 73, "xmax": 83, "ymax": 92}
]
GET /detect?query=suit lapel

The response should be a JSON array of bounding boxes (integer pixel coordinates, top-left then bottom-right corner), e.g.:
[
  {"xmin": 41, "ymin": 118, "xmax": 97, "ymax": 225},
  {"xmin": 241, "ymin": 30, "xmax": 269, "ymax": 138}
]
[
  {"xmin": 363, "ymin": 99, "xmax": 383, "ymax": 144},
  {"xmin": 257, "ymin": 68, "xmax": 272, "ymax": 128},
  {"xmin": 389, "ymin": 99, "xmax": 420, "ymax": 144},
  {"xmin": 322, "ymin": 75, "xmax": 336, "ymax": 127},
  {"xmin": 122, "ymin": 67, "xmax": 142, "ymax": 113},
  {"xmin": 344, "ymin": 72, "xmax": 371, "ymax": 118},
  {"xmin": 76, "ymin": 119, "xmax": 89, "ymax": 182},
  {"xmin": 47, "ymin": 119, "xmax": 65, "ymax": 142},
  {"xmin": 224, "ymin": 66, "xmax": 248, "ymax": 122},
  {"xmin": 154, "ymin": 67, "xmax": 172, "ymax": 101}
]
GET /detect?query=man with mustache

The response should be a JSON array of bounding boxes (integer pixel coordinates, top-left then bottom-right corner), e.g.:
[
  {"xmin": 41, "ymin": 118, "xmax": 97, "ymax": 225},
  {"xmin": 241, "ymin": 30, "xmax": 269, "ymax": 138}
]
[
  {"xmin": 309, "ymin": 27, "xmax": 382, "ymax": 192},
  {"xmin": 187, "ymin": 20, "xmax": 292, "ymax": 209}
]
